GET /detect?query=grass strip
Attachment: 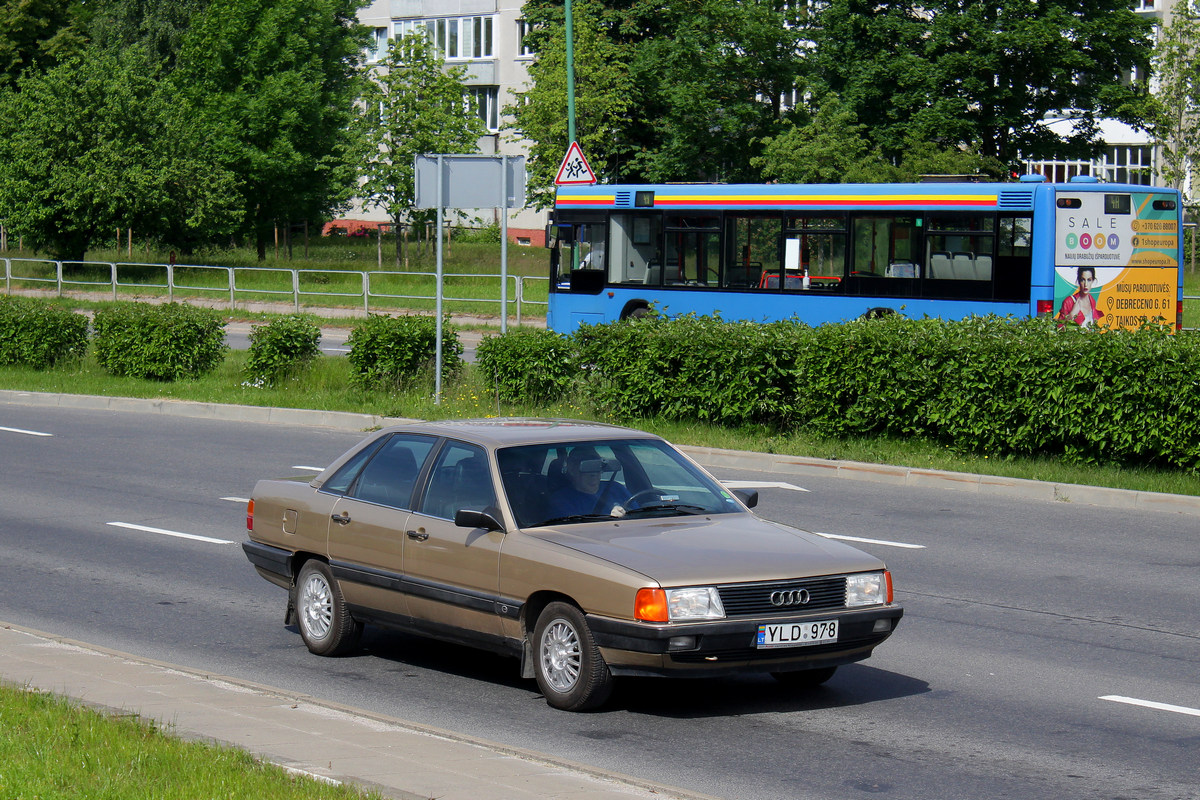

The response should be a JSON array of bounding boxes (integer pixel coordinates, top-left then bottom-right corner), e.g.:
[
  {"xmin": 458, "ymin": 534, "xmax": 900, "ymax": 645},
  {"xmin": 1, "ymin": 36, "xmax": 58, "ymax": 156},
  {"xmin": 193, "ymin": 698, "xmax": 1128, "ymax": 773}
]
[{"xmin": 0, "ymin": 682, "xmax": 381, "ymax": 799}]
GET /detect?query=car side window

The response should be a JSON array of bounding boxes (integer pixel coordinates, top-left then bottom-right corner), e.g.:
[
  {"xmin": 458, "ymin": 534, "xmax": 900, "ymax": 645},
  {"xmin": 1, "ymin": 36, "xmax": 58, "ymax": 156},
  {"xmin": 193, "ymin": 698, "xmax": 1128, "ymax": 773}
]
[
  {"xmin": 420, "ymin": 442, "xmax": 496, "ymax": 520},
  {"xmin": 320, "ymin": 438, "xmax": 385, "ymax": 496},
  {"xmin": 350, "ymin": 434, "xmax": 436, "ymax": 509}
]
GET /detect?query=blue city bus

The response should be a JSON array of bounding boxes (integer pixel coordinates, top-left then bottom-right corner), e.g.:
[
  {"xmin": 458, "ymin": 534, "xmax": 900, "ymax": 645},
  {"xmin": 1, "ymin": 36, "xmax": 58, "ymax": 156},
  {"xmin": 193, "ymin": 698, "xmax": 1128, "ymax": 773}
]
[{"xmin": 547, "ymin": 177, "xmax": 1184, "ymax": 333}]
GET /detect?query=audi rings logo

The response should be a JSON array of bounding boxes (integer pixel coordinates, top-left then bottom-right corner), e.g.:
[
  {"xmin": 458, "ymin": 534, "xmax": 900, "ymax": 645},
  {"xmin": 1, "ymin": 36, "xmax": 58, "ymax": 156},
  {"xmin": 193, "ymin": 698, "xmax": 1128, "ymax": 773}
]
[{"xmin": 769, "ymin": 589, "xmax": 811, "ymax": 607}]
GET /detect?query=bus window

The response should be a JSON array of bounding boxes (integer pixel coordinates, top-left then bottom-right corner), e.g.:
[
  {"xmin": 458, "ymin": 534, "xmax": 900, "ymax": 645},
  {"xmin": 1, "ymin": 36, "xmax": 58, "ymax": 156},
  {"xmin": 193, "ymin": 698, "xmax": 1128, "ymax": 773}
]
[
  {"xmin": 782, "ymin": 216, "xmax": 846, "ymax": 291},
  {"xmin": 725, "ymin": 216, "xmax": 781, "ymax": 288},
  {"xmin": 848, "ymin": 217, "xmax": 920, "ymax": 296},
  {"xmin": 925, "ymin": 214, "xmax": 995, "ymax": 283},
  {"xmin": 609, "ymin": 213, "xmax": 661, "ymax": 285},
  {"xmin": 664, "ymin": 215, "xmax": 720, "ymax": 285},
  {"xmin": 994, "ymin": 216, "xmax": 1033, "ymax": 301}
]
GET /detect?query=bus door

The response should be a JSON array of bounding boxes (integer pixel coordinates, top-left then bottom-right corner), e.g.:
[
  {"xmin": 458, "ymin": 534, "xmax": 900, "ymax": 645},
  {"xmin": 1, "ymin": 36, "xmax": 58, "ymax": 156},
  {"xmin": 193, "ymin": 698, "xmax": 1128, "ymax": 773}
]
[
  {"xmin": 549, "ymin": 212, "xmax": 608, "ymax": 294},
  {"xmin": 846, "ymin": 215, "xmax": 921, "ymax": 297}
]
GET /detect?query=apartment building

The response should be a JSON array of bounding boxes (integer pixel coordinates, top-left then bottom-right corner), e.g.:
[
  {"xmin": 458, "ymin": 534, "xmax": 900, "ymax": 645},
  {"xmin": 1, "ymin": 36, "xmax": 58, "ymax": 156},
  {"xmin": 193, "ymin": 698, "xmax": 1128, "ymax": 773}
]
[{"xmin": 344, "ymin": 0, "xmax": 547, "ymax": 245}]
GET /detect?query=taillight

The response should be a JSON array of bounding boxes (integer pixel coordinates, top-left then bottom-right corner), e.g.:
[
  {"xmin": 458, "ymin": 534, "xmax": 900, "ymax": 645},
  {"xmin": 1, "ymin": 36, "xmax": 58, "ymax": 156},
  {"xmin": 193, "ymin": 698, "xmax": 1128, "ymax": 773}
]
[
  {"xmin": 634, "ymin": 588, "xmax": 669, "ymax": 622},
  {"xmin": 246, "ymin": 498, "xmax": 254, "ymax": 532},
  {"xmin": 1036, "ymin": 299, "xmax": 1054, "ymax": 317}
]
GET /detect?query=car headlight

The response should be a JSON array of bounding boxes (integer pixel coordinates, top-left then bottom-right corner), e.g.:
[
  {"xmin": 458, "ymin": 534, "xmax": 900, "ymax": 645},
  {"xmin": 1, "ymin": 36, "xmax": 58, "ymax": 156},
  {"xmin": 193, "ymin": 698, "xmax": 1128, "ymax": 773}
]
[
  {"xmin": 845, "ymin": 571, "xmax": 889, "ymax": 607},
  {"xmin": 666, "ymin": 587, "xmax": 725, "ymax": 621}
]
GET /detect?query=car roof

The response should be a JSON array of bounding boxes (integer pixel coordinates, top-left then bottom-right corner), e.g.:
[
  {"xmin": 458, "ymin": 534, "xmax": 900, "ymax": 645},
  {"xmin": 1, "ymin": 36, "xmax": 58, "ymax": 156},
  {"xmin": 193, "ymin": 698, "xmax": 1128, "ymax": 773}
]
[{"xmin": 381, "ymin": 418, "xmax": 661, "ymax": 449}]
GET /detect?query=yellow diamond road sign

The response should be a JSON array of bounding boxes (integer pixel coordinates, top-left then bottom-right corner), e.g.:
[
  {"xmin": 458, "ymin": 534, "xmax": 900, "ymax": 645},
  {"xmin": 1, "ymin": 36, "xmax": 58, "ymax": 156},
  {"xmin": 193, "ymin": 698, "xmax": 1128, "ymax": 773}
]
[{"xmin": 555, "ymin": 141, "xmax": 596, "ymax": 185}]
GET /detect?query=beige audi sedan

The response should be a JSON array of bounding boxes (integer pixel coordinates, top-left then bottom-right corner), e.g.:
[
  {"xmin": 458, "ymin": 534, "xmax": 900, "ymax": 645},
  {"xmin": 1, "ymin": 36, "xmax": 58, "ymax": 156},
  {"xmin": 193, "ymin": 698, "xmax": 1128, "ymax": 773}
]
[{"xmin": 243, "ymin": 419, "xmax": 902, "ymax": 711}]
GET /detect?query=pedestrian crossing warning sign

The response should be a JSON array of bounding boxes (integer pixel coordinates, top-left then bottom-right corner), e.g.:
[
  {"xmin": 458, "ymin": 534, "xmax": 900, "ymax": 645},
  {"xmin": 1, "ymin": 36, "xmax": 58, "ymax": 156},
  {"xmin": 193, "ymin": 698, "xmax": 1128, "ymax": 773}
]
[{"xmin": 554, "ymin": 141, "xmax": 596, "ymax": 185}]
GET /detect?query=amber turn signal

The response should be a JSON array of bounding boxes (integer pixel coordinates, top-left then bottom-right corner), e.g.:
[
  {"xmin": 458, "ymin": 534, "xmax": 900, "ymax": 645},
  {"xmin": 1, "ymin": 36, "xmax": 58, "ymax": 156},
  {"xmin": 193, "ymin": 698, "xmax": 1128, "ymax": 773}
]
[{"xmin": 634, "ymin": 588, "xmax": 669, "ymax": 622}]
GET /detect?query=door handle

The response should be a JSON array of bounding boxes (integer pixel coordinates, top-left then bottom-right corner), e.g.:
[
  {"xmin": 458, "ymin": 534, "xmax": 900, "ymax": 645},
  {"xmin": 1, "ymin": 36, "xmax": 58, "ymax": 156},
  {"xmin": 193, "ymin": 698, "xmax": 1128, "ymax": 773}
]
[
  {"xmin": 331, "ymin": 512, "xmax": 352, "ymax": 525},
  {"xmin": 406, "ymin": 529, "xmax": 428, "ymax": 541}
]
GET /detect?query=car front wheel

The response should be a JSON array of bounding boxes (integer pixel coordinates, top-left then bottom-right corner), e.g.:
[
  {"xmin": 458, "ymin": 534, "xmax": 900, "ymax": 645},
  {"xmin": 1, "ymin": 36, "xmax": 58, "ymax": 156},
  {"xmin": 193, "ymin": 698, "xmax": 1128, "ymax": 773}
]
[
  {"xmin": 295, "ymin": 560, "xmax": 362, "ymax": 656},
  {"xmin": 533, "ymin": 602, "xmax": 613, "ymax": 711}
]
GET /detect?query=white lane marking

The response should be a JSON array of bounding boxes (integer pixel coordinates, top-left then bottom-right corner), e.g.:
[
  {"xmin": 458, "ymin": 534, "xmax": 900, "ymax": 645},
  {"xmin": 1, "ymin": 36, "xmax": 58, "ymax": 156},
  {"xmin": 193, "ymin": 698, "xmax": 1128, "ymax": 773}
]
[
  {"xmin": 1100, "ymin": 695, "xmax": 1200, "ymax": 719},
  {"xmin": 814, "ymin": 531, "xmax": 926, "ymax": 550},
  {"xmin": 222, "ymin": 496, "xmax": 250, "ymax": 504},
  {"xmin": 721, "ymin": 479, "xmax": 809, "ymax": 492},
  {"xmin": 107, "ymin": 522, "xmax": 234, "ymax": 545},
  {"xmin": 292, "ymin": 465, "xmax": 325, "ymax": 472},
  {"xmin": 0, "ymin": 426, "xmax": 53, "ymax": 437},
  {"xmin": 321, "ymin": 347, "xmax": 350, "ymax": 354}
]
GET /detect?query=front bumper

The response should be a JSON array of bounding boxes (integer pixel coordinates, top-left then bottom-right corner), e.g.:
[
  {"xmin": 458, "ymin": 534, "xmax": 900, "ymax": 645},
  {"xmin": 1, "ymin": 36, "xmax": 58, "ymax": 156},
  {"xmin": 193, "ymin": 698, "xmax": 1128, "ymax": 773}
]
[{"xmin": 586, "ymin": 604, "xmax": 903, "ymax": 678}]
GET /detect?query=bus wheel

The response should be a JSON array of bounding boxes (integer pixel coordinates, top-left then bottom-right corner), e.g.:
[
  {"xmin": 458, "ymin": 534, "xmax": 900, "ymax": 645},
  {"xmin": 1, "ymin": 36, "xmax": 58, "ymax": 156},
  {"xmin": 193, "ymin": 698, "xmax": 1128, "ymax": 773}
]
[
  {"xmin": 861, "ymin": 307, "xmax": 896, "ymax": 320},
  {"xmin": 621, "ymin": 303, "xmax": 652, "ymax": 320}
]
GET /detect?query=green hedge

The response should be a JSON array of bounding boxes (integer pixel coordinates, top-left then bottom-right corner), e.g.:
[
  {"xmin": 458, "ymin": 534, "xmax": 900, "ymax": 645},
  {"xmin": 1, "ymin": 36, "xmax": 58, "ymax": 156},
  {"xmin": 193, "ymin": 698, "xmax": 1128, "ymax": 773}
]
[
  {"xmin": 570, "ymin": 314, "xmax": 1200, "ymax": 472},
  {"xmin": 92, "ymin": 303, "xmax": 227, "ymax": 380},
  {"xmin": 346, "ymin": 313, "xmax": 463, "ymax": 390},
  {"xmin": 0, "ymin": 295, "xmax": 89, "ymax": 369},
  {"xmin": 244, "ymin": 315, "xmax": 321, "ymax": 386},
  {"xmin": 476, "ymin": 327, "xmax": 577, "ymax": 403}
]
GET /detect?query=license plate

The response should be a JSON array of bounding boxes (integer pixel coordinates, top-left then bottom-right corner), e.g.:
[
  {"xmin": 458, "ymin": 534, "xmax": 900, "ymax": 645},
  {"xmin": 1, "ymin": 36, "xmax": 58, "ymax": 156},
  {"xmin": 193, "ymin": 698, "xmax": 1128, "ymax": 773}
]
[{"xmin": 756, "ymin": 620, "xmax": 838, "ymax": 649}]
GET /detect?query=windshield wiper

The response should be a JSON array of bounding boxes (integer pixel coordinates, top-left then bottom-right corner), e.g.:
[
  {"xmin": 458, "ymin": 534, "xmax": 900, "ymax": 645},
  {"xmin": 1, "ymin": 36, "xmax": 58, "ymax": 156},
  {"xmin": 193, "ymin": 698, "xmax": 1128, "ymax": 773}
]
[
  {"xmin": 536, "ymin": 513, "xmax": 617, "ymax": 526},
  {"xmin": 626, "ymin": 503, "xmax": 708, "ymax": 516}
]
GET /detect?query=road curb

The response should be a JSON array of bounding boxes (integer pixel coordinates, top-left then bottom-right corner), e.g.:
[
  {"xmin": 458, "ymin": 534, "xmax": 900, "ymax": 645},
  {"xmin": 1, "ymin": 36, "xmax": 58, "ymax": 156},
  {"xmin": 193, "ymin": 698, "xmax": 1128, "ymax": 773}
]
[{"xmin": 5, "ymin": 388, "xmax": 1200, "ymax": 517}]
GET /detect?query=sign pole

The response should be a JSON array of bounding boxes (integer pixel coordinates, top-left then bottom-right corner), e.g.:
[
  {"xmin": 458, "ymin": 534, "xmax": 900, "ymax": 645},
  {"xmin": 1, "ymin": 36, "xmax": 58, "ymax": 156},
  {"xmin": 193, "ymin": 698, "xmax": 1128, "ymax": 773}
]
[
  {"xmin": 435, "ymin": 154, "xmax": 444, "ymax": 405},
  {"xmin": 566, "ymin": 0, "xmax": 576, "ymax": 146},
  {"xmin": 500, "ymin": 155, "xmax": 509, "ymax": 333}
]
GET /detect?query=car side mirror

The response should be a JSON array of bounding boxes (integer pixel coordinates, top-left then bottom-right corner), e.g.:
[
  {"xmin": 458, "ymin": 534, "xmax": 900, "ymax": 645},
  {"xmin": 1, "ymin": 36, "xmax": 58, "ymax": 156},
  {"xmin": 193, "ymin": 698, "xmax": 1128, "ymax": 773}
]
[
  {"xmin": 454, "ymin": 508, "xmax": 505, "ymax": 532},
  {"xmin": 732, "ymin": 488, "xmax": 759, "ymax": 509}
]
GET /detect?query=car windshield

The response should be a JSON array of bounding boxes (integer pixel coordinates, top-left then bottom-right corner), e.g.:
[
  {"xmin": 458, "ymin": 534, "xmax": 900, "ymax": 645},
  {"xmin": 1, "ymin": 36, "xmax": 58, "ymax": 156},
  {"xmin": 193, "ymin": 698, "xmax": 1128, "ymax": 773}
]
[{"xmin": 497, "ymin": 438, "xmax": 744, "ymax": 528}]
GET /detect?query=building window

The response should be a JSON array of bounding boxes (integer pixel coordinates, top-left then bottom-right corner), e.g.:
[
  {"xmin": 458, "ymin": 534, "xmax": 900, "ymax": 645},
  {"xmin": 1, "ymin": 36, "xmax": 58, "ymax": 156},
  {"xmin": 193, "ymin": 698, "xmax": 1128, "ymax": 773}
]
[
  {"xmin": 371, "ymin": 27, "xmax": 389, "ymax": 62},
  {"xmin": 1105, "ymin": 146, "xmax": 1153, "ymax": 185},
  {"xmin": 395, "ymin": 16, "xmax": 494, "ymax": 61},
  {"xmin": 517, "ymin": 19, "xmax": 536, "ymax": 57},
  {"xmin": 468, "ymin": 86, "xmax": 500, "ymax": 132}
]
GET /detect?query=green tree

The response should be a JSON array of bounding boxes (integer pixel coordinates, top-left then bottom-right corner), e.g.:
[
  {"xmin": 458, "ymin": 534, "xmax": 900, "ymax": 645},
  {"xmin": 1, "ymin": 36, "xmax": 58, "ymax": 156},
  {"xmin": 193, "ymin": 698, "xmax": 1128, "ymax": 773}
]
[
  {"xmin": 809, "ymin": 0, "xmax": 1154, "ymax": 164},
  {"xmin": 171, "ymin": 0, "xmax": 369, "ymax": 259},
  {"xmin": 0, "ymin": 46, "xmax": 241, "ymax": 259},
  {"xmin": 623, "ymin": 0, "xmax": 809, "ymax": 182},
  {"xmin": 512, "ymin": 0, "xmax": 805, "ymax": 194},
  {"xmin": 507, "ymin": 0, "xmax": 633, "ymax": 206},
  {"xmin": 354, "ymin": 31, "xmax": 486, "ymax": 263},
  {"xmin": 1151, "ymin": 5, "xmax": 1200, "ymax": 194},
  {"xmin": 0, "ymin": 0, "xmax": 90, "ymax": 87},
  {"xmin": 753, "ymin": 95, "xmax": 897, "ymax": 183},
  {"xmin": 89, "ymin": 0, "xmax": 208, "ymax": 70}
]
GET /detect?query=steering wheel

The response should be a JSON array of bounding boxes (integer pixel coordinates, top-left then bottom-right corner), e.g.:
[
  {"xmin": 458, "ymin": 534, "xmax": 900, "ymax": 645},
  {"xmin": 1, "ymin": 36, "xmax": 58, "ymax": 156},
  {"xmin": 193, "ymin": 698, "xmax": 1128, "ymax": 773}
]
[{"xmin": 622, "ymin": 489, "xmax": 665, "ymax": 510}]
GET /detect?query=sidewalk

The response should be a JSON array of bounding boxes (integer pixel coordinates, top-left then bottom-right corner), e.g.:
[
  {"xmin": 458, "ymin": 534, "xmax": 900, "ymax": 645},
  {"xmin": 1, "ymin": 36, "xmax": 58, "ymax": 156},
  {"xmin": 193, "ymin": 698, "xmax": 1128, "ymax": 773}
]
[{"xmin": 0, "ymin": 622, "xmax": 712, "ymax": 800}]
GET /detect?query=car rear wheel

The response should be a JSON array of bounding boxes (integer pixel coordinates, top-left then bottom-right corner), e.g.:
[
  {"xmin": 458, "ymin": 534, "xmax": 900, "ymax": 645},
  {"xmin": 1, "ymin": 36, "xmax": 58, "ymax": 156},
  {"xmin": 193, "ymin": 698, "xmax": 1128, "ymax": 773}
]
[
  {"xmin": 295, "ymin": 560, "xmax": 362, "ymax": 656},
  {"xmin": 533, "ymin": 602, "xmax": 613, "ymax": 711},
  {"xmin": 771, "ymin": 666, "xmax": 837, "ymax": 688}
]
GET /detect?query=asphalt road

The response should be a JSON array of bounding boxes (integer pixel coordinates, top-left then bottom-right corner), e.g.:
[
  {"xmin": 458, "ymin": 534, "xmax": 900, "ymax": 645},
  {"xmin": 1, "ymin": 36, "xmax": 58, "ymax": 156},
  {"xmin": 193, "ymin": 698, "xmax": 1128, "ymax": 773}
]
[{"xmin": 2, "ymin": 405, "xmax": 1197, "ymax": 800}]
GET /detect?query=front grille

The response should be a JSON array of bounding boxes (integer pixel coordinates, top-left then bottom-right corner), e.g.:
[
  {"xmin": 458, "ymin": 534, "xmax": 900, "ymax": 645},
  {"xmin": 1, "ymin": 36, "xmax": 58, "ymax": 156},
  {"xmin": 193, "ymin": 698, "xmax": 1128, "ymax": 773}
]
[{"xmin": 717, "ymin": 576, "xmax": 846, "ymax": 617}]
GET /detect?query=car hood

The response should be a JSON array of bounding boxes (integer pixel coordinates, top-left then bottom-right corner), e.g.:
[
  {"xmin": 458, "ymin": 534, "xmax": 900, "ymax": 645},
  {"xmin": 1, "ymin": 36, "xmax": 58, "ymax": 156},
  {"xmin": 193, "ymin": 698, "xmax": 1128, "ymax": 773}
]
[{"xmin": 525, "ymin": 513, "xmax": 885, "ymax": 586}]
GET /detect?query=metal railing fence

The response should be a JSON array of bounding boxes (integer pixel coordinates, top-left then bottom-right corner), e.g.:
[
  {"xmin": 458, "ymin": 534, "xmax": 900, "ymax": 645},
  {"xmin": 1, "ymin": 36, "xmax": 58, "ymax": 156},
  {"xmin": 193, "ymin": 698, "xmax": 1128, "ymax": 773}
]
[{"xmin": 2, "ymin": 258, "xmax": 548, "ymax": 325}]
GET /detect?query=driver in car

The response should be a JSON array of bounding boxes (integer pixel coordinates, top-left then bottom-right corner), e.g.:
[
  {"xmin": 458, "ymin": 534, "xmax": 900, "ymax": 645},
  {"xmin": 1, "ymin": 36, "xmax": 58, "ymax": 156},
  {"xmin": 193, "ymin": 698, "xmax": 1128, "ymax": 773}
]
[{"xmin": 547, "ymin": 447, "xmax": 629, "ymax": 518}]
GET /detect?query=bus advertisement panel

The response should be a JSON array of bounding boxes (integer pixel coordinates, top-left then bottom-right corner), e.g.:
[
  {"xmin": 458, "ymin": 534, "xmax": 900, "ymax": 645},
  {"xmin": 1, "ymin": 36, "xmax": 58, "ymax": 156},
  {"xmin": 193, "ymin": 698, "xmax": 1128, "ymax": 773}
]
[
  {"xmin": 548, "ymin": 178, "xmax": 1184, "ymax": 334},
  {"xmin": 1053, "ymin": 191, "xmax": 1180, "ymax": 329}
]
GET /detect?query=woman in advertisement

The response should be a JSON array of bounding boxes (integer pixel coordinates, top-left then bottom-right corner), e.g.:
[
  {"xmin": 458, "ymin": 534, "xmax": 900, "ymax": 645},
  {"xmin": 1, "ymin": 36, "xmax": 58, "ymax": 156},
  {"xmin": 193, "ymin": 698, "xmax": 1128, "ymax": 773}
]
[{"xmin": 1057, "ymin": 267, "xmax": 1105, "ymax": 327}]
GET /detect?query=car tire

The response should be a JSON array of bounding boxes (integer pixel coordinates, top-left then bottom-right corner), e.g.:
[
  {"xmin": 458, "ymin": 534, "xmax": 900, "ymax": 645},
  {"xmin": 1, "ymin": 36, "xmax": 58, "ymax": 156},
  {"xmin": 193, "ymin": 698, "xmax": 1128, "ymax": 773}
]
[
  {"xmin": 771, "ymin": 666, "xmax": 837, "ymax": 688},
  {"xmin": 295, "ymin": 560, "xmax": 362, "ymax": 657},
  {"xmin": 533, "ymin": 602, "xmax": 613, "ymax": 711}
]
